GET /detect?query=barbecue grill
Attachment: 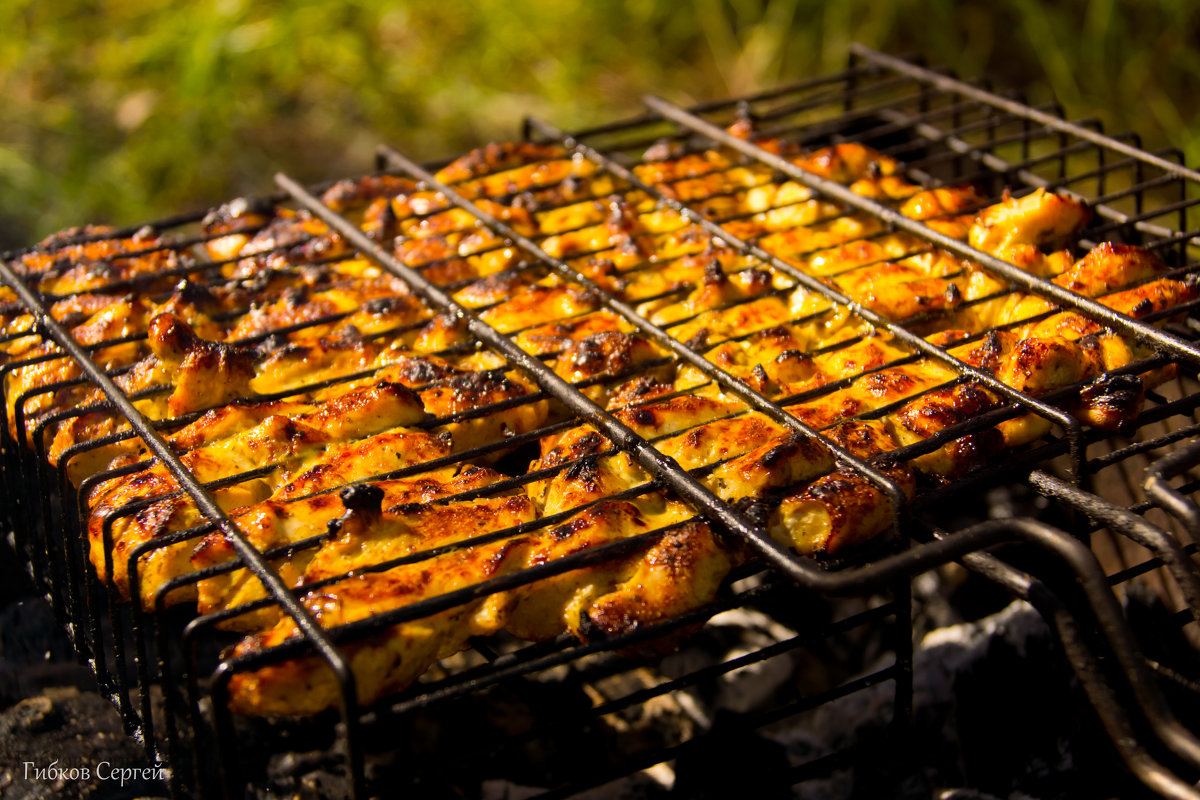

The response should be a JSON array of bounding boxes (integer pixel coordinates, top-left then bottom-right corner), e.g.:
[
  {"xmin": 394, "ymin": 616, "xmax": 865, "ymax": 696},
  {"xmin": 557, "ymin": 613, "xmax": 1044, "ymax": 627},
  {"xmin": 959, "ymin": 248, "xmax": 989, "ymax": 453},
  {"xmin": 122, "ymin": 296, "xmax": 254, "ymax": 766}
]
[{"xmin": 3, "ymin": 43, "xmax": 1200, "ymax": 799}]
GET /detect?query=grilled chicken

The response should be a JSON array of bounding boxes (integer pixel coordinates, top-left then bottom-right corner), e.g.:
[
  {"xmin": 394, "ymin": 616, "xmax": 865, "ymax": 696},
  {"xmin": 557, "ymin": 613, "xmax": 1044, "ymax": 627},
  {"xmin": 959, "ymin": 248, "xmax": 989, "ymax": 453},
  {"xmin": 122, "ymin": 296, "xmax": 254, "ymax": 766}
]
[
  {"xmin": 770, "ymin": 420, "xmax": 916, "ymax": 555},
  {"xmin": 6, "ymin": 124, "xmax": 1198, "ymax": 720},
  {"xmin": 192, "ymin": 465, "xmax": 525, "ymax": 630},
  {"xmin": 225, "ymin": 495, "xmax": 728, "ymax": 716},
  {"xmin": 86, "ymin": 380, "xmax": 428, "ymax": 604},
  {"xmin": 225, "ymin": 520, "xmax": 530, "ymax": 716}
]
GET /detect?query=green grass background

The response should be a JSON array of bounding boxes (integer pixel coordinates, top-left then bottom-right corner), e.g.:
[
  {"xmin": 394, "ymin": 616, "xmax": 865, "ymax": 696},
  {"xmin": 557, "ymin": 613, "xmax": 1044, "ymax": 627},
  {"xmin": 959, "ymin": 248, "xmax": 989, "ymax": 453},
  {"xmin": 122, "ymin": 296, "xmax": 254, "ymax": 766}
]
[{"xmin": 1, "ymin": 0, "xmax": 1196, "ymax": 250}]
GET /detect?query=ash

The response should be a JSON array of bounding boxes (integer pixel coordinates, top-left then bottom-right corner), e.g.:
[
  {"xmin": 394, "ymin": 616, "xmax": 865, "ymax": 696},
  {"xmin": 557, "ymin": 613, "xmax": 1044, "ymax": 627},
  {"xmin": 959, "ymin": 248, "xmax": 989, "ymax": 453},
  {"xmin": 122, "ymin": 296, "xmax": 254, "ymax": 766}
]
[{"xmin": 0, "ymin": 599, "xmax": 168, "ymax": 800}]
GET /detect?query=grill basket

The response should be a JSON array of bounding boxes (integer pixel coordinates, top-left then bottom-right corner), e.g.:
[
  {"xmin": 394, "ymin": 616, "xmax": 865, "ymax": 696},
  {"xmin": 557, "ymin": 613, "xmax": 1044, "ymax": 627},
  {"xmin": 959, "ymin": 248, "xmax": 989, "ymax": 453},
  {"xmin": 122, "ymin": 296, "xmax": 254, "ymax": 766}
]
[{"xmin": 2, "ymin": 44, "xmax": 1200, "ymax": 799}]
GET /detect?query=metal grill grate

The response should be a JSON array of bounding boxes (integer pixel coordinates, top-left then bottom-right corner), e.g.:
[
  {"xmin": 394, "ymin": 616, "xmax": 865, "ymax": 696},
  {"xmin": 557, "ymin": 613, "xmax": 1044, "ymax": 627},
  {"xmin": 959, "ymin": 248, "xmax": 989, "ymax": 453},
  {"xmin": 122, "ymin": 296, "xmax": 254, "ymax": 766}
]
[{"xmin": 2, "ymin": 44, "xmax": 1200, "ymax": 798}]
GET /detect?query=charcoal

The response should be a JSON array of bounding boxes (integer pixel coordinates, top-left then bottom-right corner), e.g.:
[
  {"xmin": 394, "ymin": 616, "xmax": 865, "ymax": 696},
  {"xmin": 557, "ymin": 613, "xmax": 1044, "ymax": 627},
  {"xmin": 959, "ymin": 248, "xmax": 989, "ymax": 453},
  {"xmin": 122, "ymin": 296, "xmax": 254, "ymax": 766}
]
[{"xmin": 0, "ymin": 687, "xmax": 167, "ymax": 799}]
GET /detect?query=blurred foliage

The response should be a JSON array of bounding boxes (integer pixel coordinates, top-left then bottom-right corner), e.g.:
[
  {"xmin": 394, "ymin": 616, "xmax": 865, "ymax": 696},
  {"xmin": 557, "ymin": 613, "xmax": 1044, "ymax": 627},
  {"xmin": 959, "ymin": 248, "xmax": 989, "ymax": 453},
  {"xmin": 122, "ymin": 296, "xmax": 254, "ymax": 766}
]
[{"xmin": 0, "ymin": 0, "xmax": 1197, "ymax": 249}]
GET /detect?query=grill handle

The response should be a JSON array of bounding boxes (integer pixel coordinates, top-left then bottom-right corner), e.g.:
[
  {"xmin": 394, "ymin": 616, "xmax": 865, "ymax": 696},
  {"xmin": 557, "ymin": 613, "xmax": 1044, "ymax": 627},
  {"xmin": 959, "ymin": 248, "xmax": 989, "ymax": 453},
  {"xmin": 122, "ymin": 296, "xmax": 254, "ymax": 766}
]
[
  {"xmin": 959, "ymin": 547, "xmax": 1200, "ymax": 800},
  {"xmin": 1145, "ymin": 438, "xmax": 1200, "ymax": 539},
  {"xmin": 1030, "ymin": 470, "xmax": 1200, "ymax": 625}
]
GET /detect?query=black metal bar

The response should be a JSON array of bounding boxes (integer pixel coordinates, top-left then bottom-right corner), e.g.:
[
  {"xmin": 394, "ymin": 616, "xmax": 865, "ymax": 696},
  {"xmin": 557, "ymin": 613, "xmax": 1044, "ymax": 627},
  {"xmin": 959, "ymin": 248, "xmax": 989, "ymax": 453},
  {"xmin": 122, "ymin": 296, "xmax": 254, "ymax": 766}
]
[
  {"xmin": 1088, "ymin": 420, "xmax": 1200, "ymax": 472},
  {"xmin": 54, "ymin": 451, "xmax": 92, "ymax": 667},
  {"xmin": 440, "ymin": 597, "xmax": 892, "ymax": 737},
  {"xmin": 887, "ymin": 103, "xmax": 1078, "ymax": 166},
  {"xmin": 546, "ymin": 63, "xmax": 880, "ymax": 145},
  {"xmin": 1105, "ymin": 540, "xmax": 1200, "ymax": 590},
  {"xmin": 0, "ymin": 324, "xmax": 37, "ymax": 344},
  {"xmin": 11, "ymin": 382, "xmax": 49, "ymax": 593},
  {"xmin": 754, "ymin": 78, "xmax": 971, "ymax": 146},
  {"xmin": 31, "ymin": 411, "xmax": 71, "ymax": 630},
  {"xmin": 183, "ymin": 498, "xmax": 631, "ymax": 632}
]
